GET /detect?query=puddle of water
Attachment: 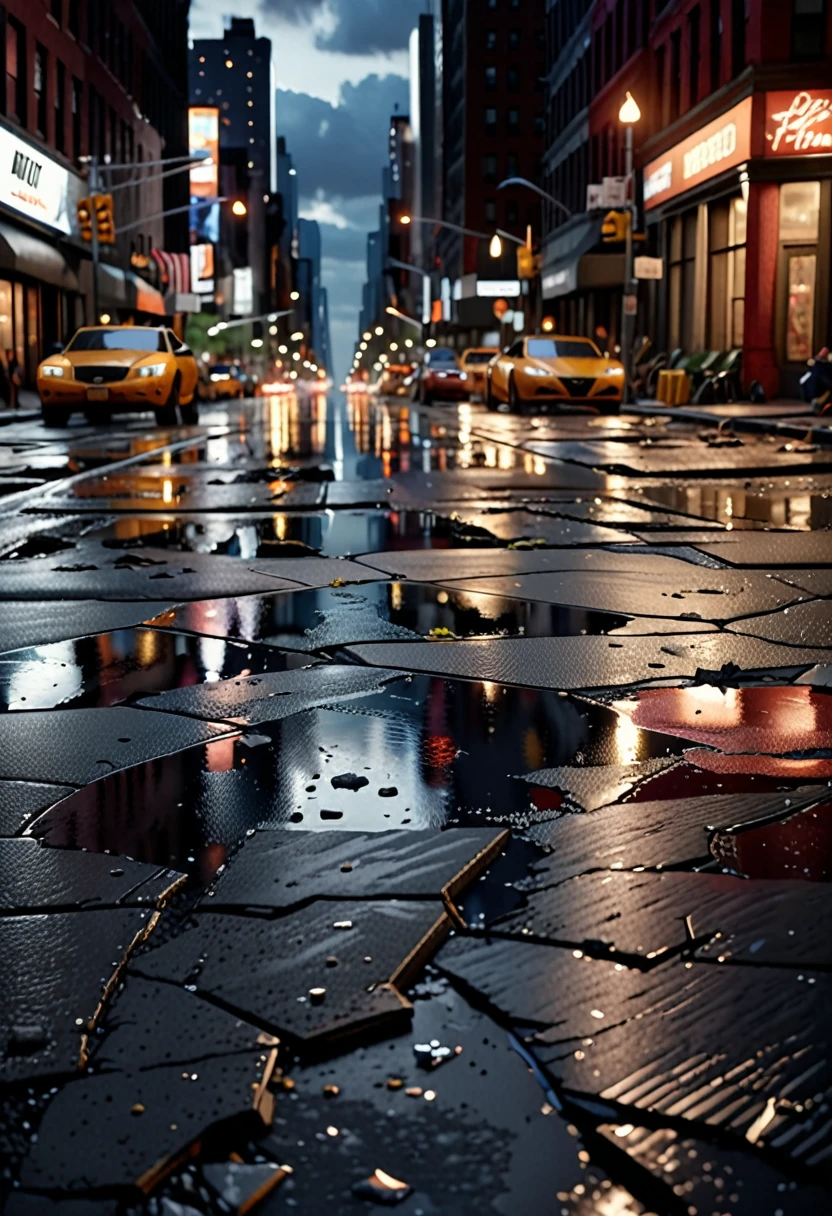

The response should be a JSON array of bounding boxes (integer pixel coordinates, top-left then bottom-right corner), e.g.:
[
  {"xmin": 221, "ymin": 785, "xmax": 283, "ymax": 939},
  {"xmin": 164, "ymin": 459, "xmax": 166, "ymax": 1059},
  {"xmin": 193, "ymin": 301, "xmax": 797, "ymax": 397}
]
[
  {"xmin": 711, "ymin": 800, "xmax": 832, "ymax": 881},
  {"xmin": 644, "ymin": 482, "xmax": 832, "ymax": 530},
  {"xmin": 148, "ymin": 582, "xmax": 636, "ymax": 650},
  {"xmin": 0, "ymin": 630, "xmax": 305, "ymax": 710},
  {"xmin": 28, "ymin": 677, "xmax": 683, "ymax": 876},
  {"xmin": 613, "ymin": 685, "xmax": 832, "ymax": 755}
]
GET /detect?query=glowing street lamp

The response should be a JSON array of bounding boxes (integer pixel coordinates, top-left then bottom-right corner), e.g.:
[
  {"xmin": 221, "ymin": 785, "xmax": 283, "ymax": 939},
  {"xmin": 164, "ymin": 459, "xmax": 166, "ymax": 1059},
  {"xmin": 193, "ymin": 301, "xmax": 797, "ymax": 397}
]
[
  {"xmin": 618, "ymin": 91, "xmax": 641, "ymax": 405},
  {"xmin": 489, "ymin": 234, "xmax": 502, "ymax": 258}
]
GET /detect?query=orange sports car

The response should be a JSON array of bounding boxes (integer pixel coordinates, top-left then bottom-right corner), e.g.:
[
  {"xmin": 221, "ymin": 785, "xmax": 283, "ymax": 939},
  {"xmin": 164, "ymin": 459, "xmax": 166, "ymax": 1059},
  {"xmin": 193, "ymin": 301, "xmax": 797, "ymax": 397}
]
[
  {"xmin": 459, "ymin": 347, "xmax": 499, "ymax": 399},
  {"xmin": 37, "ymin": 325, "xmax": 200, "ymax": 427},
  {"xmin": 486, "ymin": 335, "xmax": 625, "ymax": 412}
]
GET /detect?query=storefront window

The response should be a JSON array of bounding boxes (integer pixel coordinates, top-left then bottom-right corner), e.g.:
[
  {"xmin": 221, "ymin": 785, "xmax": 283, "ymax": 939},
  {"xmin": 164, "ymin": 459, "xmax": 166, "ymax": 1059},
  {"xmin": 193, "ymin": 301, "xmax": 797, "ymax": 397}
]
[
  {"xmin": 13, "ymin": 283, "xmax": 25, "ymax": 374},
  {"xmin": 668, "ymin": 212, "xmax": 698, "ymax": 351},
  {"xmin": 0, "ymin": 282, "xmax": 13, "ymax": 366},
  {"xmin": 708, "ymin": 195, "xmax": 747, "ymax": 350},
  {"xmin": 786, "ymin": 254, "xmax": 817, "ymax": 361},
  {"xmin": 779, "ymin": 181, "xmax": 820, "ymax": 241}
]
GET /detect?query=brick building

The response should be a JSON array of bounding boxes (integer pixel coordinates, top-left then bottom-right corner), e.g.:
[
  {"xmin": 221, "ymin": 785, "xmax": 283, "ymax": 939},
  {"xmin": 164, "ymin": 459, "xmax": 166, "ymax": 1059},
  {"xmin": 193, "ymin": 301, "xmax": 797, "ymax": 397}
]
[
  {"xmin": 541, "ymin": 0, "xmax": 832, "ymax": 396},
  {"xmin": 0, "ymin": 0, "xmax": 189, "ymax": 384}
]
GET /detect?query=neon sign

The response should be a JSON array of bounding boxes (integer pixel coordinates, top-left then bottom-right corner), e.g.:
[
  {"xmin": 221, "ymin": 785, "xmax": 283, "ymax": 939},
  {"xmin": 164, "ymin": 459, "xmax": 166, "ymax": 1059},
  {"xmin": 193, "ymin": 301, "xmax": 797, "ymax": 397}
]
[{"xmin": 765, "ymin": 91, "xmax": 832, "ymax": 156}]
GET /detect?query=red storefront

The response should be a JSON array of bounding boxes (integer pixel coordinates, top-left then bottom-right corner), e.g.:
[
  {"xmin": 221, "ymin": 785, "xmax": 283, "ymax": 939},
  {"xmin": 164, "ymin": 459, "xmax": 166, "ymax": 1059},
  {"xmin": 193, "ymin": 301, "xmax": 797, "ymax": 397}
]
[{"xmin": 643, "ymin": 87, "xmax": 832, "ymax": 399}]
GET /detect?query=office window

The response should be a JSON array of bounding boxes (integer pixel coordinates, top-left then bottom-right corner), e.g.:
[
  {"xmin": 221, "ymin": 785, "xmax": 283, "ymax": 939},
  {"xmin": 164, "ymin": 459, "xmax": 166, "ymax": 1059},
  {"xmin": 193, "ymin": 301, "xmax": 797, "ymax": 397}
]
[
  {"xmin": 72, "ymin": 77, "xmax": 82, "ymax": 159},
  {"xmin": 55, "ymin": 59, "xmax": 66, "ymax": 153},
  {"xmin": 655, "ymin": 44, "xmax": 666, "ymax": 125},
  {"xmin": 34, "ymin": 44, "xmax": 47, "ymax": 136},
  {"xmin": 507, "ymin": 66, "xmax": 519, "ymax": 92},
  {"xmin": 484, "ymin": 199, "xmax": 496, "ymax": 223},
  {"xmin": 792, "ymin": 0, "xmax": 827, "ymax": 59},
  {"xmin": 6, "ymin": 17, "xmax": 26, "ymax": 125},
  {"xmin": 483, "ymin": 154, "xmax": 497, "ymax": 183},
  {"xmin": 508, "ymin": 107, "xmax": 519, "ymax": 132},
  {"xmin": 689, "ymin": 6, "xmax": 701, "ymax": 106},
  {"xmin": 486, "ymin": 30, "xmax": 497, "ymax": 50},
  {"xmin": 507, "ymin": 152, "xmax": 519, "ymax": 177},
  {"xmin": 485, "ymin": 107, "xmax": 497, "ymax": 134},
  {"xmin": 506, "ymin": 199, "xmax": 518, "ymax": 225},
  {"xmin": 710, "ymin": 0, "xmax": 723, "ymax": 90},
  {"xmin": 669, "ymin": 31, "xmax": 681, "ymax": 121},
  {"xmin": 508, "ymin": 29, "xmax": 520, "ymax": 50},
  {"xmin": 68, "ymin": 0, "xmax": 80, "ymax": 38},
  {"xmin": 51, "ymin": 1, "xmax": 62, "ymax": 23},
  {"xmin": 485, "ymin": 66, "xmax": 497, "ymax": 91},
  {"xmin": 731, "ymin": 0, "xmax": 746, "ymax": 76}
]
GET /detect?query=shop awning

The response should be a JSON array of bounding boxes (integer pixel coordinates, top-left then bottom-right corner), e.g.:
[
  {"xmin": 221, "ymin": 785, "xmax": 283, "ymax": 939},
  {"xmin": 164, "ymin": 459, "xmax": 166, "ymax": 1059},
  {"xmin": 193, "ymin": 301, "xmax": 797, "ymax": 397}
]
[
  {"xmin": 98, "ymin": 262, "xmax": 129, "ymax": 305},
  {"xmin": 540, "ymin": 216, "xmax": 605, "ymax": 299},
  {"xmin": 0, "ymin": 220, "xmax": 79, "ymax": 291}
]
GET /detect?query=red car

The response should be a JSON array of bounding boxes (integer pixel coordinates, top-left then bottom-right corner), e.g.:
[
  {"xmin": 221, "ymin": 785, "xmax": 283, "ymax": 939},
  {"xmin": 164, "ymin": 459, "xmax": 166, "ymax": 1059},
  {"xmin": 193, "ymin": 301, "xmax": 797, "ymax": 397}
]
[{"xmin": 417, "ymin": 347, "xmax": 469, "ymax": 404}]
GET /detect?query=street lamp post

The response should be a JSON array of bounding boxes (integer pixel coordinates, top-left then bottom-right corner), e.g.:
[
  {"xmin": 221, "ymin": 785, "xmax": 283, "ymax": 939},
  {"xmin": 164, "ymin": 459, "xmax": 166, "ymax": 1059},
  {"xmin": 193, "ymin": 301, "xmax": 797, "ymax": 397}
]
[{"xmin": 619, "ymin": 91, "xmax": 641, "ymax": 405}]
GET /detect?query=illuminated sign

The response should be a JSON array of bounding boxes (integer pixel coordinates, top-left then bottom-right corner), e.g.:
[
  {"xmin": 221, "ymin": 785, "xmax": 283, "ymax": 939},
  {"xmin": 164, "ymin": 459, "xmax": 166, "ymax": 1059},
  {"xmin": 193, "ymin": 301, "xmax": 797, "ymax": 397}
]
[
  {"xmin": 232, "ymin": 266, "xmax": 253, "ymax": 315},
  {"xmin": 0, "ymin": 122, "xmax": 81, "ymax": 233},
  {"xmin": 188, "ymin": 107, "xmax": 219, "ymax": 199},
  {"xmin": 643, "ymin": 98, "xmax": 752, "ymax": 210},
  {"xmin": 476, "ymin": 279, "xmax": 521, "ymax": 297},
  {"xmin": 190, "ymin": 243, "xmax": 215, "ymax": 295},
  {"xmin": 765, "ymin": 90, "xmax": 832, "ymax": 156}
]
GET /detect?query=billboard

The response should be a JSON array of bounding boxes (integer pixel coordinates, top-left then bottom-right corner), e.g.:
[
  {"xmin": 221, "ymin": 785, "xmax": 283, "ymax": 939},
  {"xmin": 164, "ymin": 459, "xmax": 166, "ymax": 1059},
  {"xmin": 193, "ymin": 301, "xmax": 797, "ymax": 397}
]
[
  {"xmin": 188, "ymin": 107, "xmax": 219, "ymax": 199},
  {"xmin": 765, "ymin": 90, "xmax": 832, "ymax": 156},
  {"xmin": 0, "ymin": 123, "xmax": 83, "ymax": 234},
  {"xmin": 190, "ymin": 244, "xmax": 215, "ymax": 295}
]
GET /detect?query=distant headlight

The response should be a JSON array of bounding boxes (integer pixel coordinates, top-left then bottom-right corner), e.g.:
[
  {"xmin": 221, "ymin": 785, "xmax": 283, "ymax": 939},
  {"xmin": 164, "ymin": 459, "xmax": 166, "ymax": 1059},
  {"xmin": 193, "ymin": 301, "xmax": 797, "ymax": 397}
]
[
  {"xmin": 137, "ymin": 363, "xmax": 167, "ymax": 378},
  {"xmin": 210, "ymin": 373, "xmax": 231, "ymax": 381},
  {"xmin": 42, "ymin": 365, "xmax": 64, "ymax": 378},
  {"xmin": 605, "ymin": 367, "xmax": 623, "ymax": 376},
  {"xmin": 526, "ymin": 367, "xmax": 552, "ymax": 377},
  {"xmin": 459, "ymin": 372, "xmax": 467, "ymax": 380}
]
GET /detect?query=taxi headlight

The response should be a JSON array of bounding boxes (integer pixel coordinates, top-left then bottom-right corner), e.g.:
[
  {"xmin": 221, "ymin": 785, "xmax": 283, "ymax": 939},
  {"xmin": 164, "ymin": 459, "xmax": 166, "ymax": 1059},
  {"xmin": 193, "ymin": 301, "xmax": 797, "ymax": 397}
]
[
  {"xmin": 526, "ymin": 367, "xmax": 551, "ymax": 377},
  {"xmin": 42, "ymin": 365, "xmax": 64, "ymax": 378},
  {"xmin": 137, "ymin": 363, "xmax": 167, "ymax": 378},
  {"xmin": 605, "ymin": 366, "xmax": 623, "ymax": 376}
]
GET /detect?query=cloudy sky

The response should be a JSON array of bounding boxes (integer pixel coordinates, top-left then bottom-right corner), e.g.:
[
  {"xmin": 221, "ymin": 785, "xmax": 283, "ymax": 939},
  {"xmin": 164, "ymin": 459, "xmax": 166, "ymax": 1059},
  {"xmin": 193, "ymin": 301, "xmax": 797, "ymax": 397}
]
[{"xmin": 191, "ymin": 0, "xmax": 430, "ymax": 379}]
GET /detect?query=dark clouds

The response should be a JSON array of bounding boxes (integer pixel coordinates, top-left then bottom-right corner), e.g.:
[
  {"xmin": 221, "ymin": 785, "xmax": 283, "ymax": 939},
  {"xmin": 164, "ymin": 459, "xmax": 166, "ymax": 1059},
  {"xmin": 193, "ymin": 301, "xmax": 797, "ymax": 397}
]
[
  {"xmin": 277, "ymin": 74, "xmax": 408, "ymax": 198},
  {"xmin": 261, "ymin": 0, "xmax": 425, "ymax": 55}
]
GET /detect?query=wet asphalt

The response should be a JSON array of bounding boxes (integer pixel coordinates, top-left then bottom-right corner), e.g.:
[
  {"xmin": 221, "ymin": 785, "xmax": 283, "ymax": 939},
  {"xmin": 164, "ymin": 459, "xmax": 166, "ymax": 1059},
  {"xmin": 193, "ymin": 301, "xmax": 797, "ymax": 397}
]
[{"xmin": 1, "ymin": 389, "xmax": 831, "ymax": 1215}]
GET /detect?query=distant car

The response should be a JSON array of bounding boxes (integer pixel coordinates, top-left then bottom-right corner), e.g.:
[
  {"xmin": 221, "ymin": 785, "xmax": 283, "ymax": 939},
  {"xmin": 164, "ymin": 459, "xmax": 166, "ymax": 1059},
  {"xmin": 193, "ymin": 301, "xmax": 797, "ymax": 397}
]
[
  {"xmin": 37, "ymin": 325, "xmax": 199, "ymax": 427},
  {"xmin": 486, "ymin": 335, "xmax": 625, "ymax": 412},
  {"xmin": 418, "ymin": 347, "xmax": 469, "ymax": 404},
  {"xmin": 202, "ymin": 363, "xmax": 245, "ymax": 401},
  {"xmin": 378, "ymin": 363, "xmax": 413, "ymax": 396},
  {"xmin": 459, "ymin": 346, "xmax": 499, "ymax": 399}
]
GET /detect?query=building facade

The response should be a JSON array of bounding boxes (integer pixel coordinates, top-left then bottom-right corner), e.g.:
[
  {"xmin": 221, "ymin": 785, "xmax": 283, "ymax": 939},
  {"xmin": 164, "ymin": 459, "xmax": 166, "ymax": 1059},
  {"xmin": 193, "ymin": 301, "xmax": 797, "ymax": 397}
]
[
  {"xmin": 541, "ymin": 0, "xmax": 832, "ymax": 396},
  {"xmin": 0, "ymin": 0, "xmax": 189, "ymax": 386}
]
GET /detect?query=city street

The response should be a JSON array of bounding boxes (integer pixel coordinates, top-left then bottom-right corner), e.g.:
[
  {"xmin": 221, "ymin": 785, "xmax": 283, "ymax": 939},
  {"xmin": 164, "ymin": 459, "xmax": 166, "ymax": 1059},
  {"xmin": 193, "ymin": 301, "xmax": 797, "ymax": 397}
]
[{"xmin": 1, "ymin": 388, "xmax": 830, "ymax": 1213}]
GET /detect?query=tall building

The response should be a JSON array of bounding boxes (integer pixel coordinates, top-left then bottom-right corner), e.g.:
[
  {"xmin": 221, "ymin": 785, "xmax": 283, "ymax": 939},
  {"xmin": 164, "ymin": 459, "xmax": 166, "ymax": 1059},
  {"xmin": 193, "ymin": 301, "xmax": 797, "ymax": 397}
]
[
  {"xmin": 437, "ymin": 0, "xmax": 547, "ymax": 341},
  {"xmin": 408, "ymin": 14, "xmax": 436, "ymax": 272},
  {"xmin": 0, "ymin": 0, "xmax": 190, "ymax": 387},
  {"xmin": 541, "ymin": 0, "xmax": 832, "ymax": 397},
  {"xmin": 297, "ymin": 217, "xmax": 332, "ymax": 372}
]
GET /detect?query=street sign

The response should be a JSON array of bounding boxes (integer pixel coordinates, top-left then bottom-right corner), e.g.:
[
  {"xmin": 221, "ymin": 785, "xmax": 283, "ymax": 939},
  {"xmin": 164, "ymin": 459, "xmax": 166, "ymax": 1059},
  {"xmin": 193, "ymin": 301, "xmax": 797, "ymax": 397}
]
[
  {"xmin": 586, "ymin": 183, "xmax": 604, "ymax": 210},
  {"xmin": 623, "ymin": 293, "xmax": 638, "ymax": 316},
  {"xmin": 602, "ymin": 176, "xmax": 628, "ymax": 207},
  {"xmin": 493, "ymin": 298, "xmax": 509, "ymax": 319},
  {"xmin": 634, "ymin": 255, "xmax": 664, "ymax": 280}
]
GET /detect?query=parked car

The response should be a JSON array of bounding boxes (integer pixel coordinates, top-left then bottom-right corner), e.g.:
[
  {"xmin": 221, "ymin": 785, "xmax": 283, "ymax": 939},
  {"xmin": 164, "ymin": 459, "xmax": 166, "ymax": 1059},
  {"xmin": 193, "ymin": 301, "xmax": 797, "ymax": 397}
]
[
  {"xmin": 418, "ymin": 347, "xmax": 469, "ymax": 404},
  {"xmin": 200, "ymin": 363, "xmax": 246, "ymax": 401},
  {"xmin": 459, "ymin": 346, "xmax": 499, "ymax": 399},
  {"xmin": 37, "ymin": 325, "xmax": 199, "ymax": 427},
  {"xmin": 486, "ymin": 335, "xmax": 624, "ymax": 412}
]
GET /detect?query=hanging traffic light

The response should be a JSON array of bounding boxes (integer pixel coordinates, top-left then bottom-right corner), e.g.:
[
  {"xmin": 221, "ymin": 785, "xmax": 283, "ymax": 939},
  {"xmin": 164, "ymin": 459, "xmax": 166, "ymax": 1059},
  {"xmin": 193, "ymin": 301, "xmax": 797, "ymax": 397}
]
[
  {"xmin": 76, "ymin": 197, "xmax": 93, "ymax": 241},
  {"xmin": 93, "ymin": 193, "xmax": 116, "ymax": 244},
  {"xmin": 601, "ymin": 210, "xmax": 630, "ymax": 243}
]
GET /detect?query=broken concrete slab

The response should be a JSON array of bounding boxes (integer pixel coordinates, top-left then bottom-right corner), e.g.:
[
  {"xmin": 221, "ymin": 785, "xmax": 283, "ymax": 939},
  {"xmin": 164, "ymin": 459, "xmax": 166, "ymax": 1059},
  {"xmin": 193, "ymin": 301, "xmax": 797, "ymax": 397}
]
[
  {"xmin": 0, "ymin": 708, "xmax": 234, "ymax": 786},
  {"xmin": 0, "ymin": 838, "xmax": 184, "ymax": 913},
  {"xmin": 0, "ymin": 779, "xmax": 75, "ymax": 837},
  {"xmin": 0, "ymin": 601, "xmax": 175, "ymax": 654},
  {"xmin": 204, "ymin": 827, "xmax": 508, "ymax": 915},
  {"xmin": 519, "ymin": 759, "xmax": 679, "ymax": 812},
  {"xmin": 136, "ymin": 664, "xmax": 405, "ymax": 725},
  {"xmin": 345, "ymin": 633, "xmax": 828, "ymax": 692},
  {"xmin": 689, "ymin": 531, "xmax": 832, "ymax": 568},
  {"xmin": 20, "ymin": 977, "xmax": 277, "ymax": 1193},
  {"xmin": 726, "ymin": 598, "xmax": 832, "ymax": 648},
  {"xmin": 132, "ymin": 899, "xmax": 449, "ymax": 1045}
]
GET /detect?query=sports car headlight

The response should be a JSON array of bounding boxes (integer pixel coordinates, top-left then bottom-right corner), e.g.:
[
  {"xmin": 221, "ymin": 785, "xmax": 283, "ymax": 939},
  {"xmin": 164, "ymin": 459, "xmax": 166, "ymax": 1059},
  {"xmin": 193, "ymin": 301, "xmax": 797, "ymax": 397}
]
[
  {"xmin": 42, "ymin": 365, "xmax": 64, "ymax": 377},
  {"xmin": 605, "ymin": 367, "xmax": 623, "ymax": 376},
  {"xmin": 526, "ymin": 367, "xmax": 551, "ymax": 376},
  {"xmin": 137, "ymin": 363, "xmax": 167, "ymax": 378}
]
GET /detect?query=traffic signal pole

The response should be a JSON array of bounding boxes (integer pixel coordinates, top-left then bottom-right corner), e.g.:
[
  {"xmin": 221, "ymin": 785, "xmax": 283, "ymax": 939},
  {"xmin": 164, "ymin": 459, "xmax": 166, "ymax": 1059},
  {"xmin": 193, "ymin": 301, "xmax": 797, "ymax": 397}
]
[{"xmin": 89, "ymin": 155, "xmax": 101, "ymax": 325}]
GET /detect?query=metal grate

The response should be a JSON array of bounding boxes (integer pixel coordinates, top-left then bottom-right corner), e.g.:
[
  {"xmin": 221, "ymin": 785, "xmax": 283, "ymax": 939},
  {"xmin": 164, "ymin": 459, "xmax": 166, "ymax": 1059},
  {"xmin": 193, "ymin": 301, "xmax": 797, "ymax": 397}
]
[{"xmin": 72, "ymin": 366, "xmax": 131, "ymax": 384}]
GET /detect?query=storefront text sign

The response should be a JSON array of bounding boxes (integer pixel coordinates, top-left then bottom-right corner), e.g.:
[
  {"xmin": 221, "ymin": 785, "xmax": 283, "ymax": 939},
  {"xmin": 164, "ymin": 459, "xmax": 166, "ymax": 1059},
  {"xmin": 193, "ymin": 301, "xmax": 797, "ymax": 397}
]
[
  {"xmin": 643, "ymin": 98, "xmax": 752, "ymax": 210},
  {"xmin": 765, "ymin": 91, "xmax": 832, "ymax": 156},
  {"xmin": 0, "ymin": 121, "xmax": 80, "ymax": 234}
]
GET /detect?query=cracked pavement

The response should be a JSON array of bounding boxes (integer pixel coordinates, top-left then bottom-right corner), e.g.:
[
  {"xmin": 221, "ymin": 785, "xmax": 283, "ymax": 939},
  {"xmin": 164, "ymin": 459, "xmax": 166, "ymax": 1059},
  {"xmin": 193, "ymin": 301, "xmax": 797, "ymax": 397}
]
[{"xmin": 1, "ymin": 391, "xmax": 831, "ymax": 1214}]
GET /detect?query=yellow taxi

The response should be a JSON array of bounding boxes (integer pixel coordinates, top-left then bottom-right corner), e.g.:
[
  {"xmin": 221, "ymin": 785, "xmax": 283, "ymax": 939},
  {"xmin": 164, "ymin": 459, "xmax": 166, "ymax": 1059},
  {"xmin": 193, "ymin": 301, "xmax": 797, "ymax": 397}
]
[
  {"xmin": 486, "ymin": 335, "xmax": 625, "ymax": 412},
  {"xmin": 37, "ymin": 325, "xmax": 200, "ymax": 427},
  {"xmin": 459, "ymin": 347, "xmax": 499, "ymax": 399}
]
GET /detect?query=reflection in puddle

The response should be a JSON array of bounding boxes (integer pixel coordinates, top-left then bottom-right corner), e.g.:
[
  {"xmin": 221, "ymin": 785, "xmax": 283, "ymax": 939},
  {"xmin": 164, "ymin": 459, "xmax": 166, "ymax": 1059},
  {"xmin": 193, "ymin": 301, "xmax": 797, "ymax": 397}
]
[
  {"xmin": 711, "ymin": 800, "xmax": 832, "ymax": 881},
  {"xmin": 645, "ymin": 481, "xmax": 832, "ymax": 530},
  {"xmin": 147, "ymin": 583, "xmax": 635, "ymax": 650},
  {"xmin": 0, "ymin": 630, "xmax": 305, "ymax": 710},
  {"xmin": 28, "ymin": 678, "xmax": 681, "ymax": 876}
]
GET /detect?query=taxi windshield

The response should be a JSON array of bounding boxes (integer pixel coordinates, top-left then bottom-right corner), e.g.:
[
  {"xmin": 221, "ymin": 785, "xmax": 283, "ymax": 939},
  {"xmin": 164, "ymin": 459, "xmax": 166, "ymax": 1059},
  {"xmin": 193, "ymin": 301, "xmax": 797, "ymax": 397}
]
[
  {"xmin": 66, "ymin": 329, "xmax": 167, "ymax": 353},
  {"xmin": 464, "ymin": 351, "xmax": 496, "ymax": 364},
  {"xmin": 526, "ymin": 338, "xmax": 600, "ymax": 358}
]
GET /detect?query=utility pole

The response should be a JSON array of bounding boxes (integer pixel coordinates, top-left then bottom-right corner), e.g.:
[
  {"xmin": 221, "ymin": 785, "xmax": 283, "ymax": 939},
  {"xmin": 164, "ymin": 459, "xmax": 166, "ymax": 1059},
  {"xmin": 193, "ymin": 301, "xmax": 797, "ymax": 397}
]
[
  {"xmin": 89, "ymin": 155, "xmax": 101, "ymax": 325},
  {"xmin": 618, "ymin": 92, "xmax": 641, "ymax": 404}
]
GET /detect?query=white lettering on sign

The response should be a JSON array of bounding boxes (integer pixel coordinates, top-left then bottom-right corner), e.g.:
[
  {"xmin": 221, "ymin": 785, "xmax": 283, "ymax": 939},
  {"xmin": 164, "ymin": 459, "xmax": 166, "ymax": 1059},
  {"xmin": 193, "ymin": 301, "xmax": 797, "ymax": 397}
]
[
  {"xmin": 682, "ymin": 123, "xmax": 737, "ymax": 180},
  {"xmin": 0, "ymin": 122, "xmax": 80, "ymax": 233},
  {"xmin": 644, "ymin": 161, "xmax": 672, "ymax": 201},
  {"xmin": 769, "ymin": 91, "xmax": 832, "ymax": 152}
]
